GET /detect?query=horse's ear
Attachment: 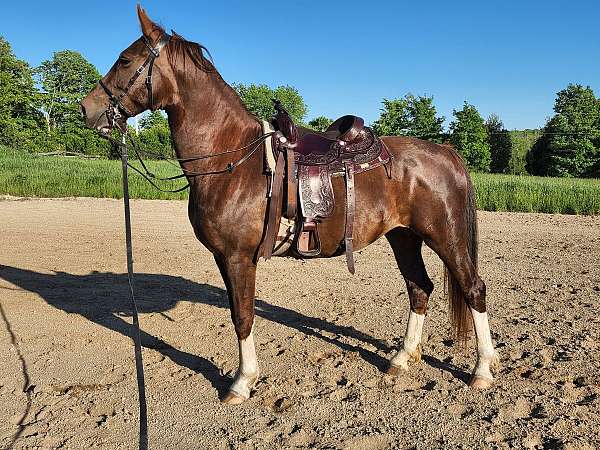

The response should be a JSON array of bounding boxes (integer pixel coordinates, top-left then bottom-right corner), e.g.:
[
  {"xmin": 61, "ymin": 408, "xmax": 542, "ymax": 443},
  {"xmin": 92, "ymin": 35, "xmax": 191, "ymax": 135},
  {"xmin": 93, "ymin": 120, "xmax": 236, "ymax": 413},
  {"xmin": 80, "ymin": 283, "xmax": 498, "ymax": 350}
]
[{"xmin": 136, "ymin": 4, "xmax": 155, "ymax": 38}]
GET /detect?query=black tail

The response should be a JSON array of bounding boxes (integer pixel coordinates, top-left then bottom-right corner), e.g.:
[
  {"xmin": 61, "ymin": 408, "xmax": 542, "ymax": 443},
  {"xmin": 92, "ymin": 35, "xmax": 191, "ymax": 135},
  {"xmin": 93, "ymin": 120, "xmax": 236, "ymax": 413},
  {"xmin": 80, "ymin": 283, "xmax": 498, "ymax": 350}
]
[{"xmin": 445, "ymin": 174, "xmax": 478, "ymax": 342}]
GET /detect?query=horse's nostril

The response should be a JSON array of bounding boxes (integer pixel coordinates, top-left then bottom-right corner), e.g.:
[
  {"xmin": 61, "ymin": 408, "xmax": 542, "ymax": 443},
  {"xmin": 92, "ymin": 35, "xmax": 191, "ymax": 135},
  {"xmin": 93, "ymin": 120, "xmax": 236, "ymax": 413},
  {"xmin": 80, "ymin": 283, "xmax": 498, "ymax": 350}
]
[{"xmin": 80, "ymin": 104, "xmax": 87, "ymax": 119}]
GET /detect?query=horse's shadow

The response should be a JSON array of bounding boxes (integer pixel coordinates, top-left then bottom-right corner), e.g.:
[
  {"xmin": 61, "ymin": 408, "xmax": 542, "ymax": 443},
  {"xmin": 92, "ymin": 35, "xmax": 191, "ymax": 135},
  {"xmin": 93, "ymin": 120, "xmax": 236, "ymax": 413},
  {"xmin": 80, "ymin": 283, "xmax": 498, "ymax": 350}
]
[{"xmin": 0, "ymin": 264, "xmax": 405, "ymax": 396}]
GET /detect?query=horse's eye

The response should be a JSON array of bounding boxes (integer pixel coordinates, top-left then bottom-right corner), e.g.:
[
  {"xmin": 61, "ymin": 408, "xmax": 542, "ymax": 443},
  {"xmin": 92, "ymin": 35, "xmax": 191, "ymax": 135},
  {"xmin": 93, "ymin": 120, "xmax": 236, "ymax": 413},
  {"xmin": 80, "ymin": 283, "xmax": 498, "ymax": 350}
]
[{"xmin": 119, "ymin": 56, "xmax": 132, "ymax": 67}]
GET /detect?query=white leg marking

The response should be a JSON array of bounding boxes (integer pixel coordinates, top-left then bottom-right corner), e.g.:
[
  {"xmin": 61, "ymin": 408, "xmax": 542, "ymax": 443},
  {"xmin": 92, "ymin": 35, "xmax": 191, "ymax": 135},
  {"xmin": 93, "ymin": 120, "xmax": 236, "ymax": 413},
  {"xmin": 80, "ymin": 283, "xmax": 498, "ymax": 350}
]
[
  {"xmin": 390, "ymin": 311, "xmax": 425, "ymax": 371},
  {"xmin": 470, "ymin": 309, "xmax": 498, "ymax": 384},
  {"xmin": 229, "ymin": 325, "xmax": 259, "ymax": 400}
]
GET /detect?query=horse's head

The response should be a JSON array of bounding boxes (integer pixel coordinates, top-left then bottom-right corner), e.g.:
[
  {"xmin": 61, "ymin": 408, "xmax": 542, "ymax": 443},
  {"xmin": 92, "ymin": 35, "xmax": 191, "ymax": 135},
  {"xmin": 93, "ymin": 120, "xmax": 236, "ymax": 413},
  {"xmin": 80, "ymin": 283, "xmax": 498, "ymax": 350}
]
[{"xmin": 81, "ymin": 5, "xmax": 176, "ymax": 134}]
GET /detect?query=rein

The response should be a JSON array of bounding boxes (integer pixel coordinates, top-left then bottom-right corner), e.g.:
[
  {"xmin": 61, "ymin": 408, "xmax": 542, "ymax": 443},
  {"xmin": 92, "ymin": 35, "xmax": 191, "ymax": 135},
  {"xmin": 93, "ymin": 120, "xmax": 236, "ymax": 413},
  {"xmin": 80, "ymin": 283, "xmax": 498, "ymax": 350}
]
[
  {"xmin": 104, "ymin": 130, "xmax": 273, "ymax": 450},
  {"xmin": 103, "ymin": 131, "xmax": 275, "ymax": 193},
  {"xmin": 118, "ymin": 136, "xmax": 148, "ymax": 450}
]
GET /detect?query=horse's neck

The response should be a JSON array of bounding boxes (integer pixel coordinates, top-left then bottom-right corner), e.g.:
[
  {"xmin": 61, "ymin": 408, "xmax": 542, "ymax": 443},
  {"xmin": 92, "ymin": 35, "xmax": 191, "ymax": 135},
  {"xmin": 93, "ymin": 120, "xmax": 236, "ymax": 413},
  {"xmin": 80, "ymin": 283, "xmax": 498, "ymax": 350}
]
[{"xmin": 165, "ymin": 71, "xmax": 261, "ymax": 163}]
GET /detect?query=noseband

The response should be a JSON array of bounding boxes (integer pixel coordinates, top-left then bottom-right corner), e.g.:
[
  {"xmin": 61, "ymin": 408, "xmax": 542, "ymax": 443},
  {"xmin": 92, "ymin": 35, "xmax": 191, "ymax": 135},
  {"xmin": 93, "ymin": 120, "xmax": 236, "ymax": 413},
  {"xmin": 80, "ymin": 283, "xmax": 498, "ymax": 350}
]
[{"xmin": 98, "ymin": 33, "xmax": 170, "ymax": 130}]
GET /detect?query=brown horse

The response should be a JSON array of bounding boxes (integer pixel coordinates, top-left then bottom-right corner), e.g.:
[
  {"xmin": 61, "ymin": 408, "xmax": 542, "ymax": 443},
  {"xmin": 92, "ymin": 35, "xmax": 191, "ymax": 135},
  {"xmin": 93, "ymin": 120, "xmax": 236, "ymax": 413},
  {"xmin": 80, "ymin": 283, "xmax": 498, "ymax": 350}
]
[{"xmin": 81, "ymin": 6, "xmax": 498, "ymax": 405}]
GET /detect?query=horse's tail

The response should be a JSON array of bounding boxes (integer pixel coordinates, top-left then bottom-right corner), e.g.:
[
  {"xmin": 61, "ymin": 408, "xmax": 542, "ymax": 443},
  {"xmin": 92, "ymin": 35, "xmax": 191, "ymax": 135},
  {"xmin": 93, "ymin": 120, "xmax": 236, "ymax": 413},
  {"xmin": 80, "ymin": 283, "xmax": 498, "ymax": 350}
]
[{"xmin": 445, "ymin": 173, "xmax": 478, "ymax": 342}]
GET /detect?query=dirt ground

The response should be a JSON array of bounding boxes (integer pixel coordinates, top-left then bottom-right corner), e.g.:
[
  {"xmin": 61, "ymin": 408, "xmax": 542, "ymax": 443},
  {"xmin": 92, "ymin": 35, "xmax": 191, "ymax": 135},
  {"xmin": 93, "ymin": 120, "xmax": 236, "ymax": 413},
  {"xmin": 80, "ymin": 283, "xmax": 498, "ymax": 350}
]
[{"xmin": 0, "ymin": 197, "xmax": 599, "ymax": 450}]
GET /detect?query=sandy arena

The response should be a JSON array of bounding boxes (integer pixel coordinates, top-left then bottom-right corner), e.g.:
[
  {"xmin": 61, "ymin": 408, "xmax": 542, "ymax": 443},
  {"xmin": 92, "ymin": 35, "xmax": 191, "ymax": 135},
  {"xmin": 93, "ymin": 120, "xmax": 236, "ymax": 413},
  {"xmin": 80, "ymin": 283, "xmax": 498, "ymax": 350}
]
[{"xmin": 1, "ymin": 198, "xmax": 599, "ymax": 449}]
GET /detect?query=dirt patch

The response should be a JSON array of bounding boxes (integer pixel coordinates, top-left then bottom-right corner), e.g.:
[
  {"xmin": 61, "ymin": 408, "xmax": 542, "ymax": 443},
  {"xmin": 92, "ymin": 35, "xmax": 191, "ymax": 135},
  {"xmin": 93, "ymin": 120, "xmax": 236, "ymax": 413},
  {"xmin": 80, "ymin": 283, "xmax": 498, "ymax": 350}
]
[{"xmin": 1, "ymin": 198, "xmax": 599, "ymax": 449}]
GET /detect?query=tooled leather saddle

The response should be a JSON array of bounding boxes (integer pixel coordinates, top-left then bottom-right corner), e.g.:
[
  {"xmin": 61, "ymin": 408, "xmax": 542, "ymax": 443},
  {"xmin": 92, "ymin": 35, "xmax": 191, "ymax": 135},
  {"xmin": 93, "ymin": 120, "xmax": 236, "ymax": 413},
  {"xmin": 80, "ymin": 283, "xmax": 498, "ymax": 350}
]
[{"xmin": 263, "ymin": 100, "xmax": 391, "ymax": 273}]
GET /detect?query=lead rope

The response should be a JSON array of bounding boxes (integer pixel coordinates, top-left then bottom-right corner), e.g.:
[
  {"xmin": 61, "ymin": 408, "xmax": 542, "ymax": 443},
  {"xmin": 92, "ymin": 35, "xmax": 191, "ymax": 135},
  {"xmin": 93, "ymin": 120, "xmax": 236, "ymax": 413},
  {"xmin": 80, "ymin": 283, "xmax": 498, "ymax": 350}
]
[
  {"xmin": 119, "ymin": 136, "xmax": 149, "ymax": 450},
  {"xmin": 105, "ymin": 126, "xmax": 274, "ymax": 449}
]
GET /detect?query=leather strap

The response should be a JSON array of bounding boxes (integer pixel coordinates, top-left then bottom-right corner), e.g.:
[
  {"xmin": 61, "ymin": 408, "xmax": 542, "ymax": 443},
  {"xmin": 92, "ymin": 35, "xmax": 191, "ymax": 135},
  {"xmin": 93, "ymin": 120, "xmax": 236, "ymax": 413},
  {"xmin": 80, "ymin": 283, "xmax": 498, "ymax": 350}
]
[
  {"xmin": 285, "ymin": 149, "xmax": 297, "ymax": 219},
  {"xmin": 263, "ymin": 151, "xmax": 285, "ymax": 259},
  {"xmin": 98, "ymin": 34, "xmax": 171, "ymax": 125},
  {"xmin": 119, "ymin": 140, "xmax": 149, "ymax": 450},
  {"xmin": 344, "ymin": 161, "xmax": 356, "ymax": 274},
  {"xmin": 146, "ymin": 58, "xmax": 155, "ymax": 110}
]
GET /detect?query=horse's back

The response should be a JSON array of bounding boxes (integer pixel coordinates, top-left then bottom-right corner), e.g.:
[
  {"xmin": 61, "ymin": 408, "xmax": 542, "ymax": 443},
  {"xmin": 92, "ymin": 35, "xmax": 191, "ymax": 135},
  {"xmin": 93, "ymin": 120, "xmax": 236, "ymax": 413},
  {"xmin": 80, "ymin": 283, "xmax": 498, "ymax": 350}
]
[
  {"xmin": 315, "ymin": 135, "xmax": 471, "ymax": 255},
  {"xmin": 381, "ymin": 136, "xmax": 468, "ymax": 180}
]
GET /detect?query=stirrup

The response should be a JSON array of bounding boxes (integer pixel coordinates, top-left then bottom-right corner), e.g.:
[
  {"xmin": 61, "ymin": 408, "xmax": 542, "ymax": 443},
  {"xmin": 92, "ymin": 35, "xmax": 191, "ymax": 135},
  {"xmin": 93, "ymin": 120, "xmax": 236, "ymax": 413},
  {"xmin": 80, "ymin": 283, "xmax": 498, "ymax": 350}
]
[{"xmin": 296, "ymin": 221, "xmax": 321, "ymax": 257}]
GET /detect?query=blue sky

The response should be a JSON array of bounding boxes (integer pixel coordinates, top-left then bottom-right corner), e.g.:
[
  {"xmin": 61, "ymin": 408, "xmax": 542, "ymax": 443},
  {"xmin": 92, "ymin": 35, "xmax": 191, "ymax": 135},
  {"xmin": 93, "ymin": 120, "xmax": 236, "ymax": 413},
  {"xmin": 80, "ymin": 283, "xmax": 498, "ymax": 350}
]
[{"xmin": 3, "ymin": 1, "xmax": 599, "ymax": 130}]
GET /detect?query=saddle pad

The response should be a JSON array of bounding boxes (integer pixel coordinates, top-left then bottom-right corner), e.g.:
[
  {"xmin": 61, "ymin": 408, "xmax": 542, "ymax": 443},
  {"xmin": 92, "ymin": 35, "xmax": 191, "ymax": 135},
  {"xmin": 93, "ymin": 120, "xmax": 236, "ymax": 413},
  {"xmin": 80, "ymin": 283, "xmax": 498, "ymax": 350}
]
[{"xmin": 263, "ymin": 120, "xmax": 296, "ymax": 257}]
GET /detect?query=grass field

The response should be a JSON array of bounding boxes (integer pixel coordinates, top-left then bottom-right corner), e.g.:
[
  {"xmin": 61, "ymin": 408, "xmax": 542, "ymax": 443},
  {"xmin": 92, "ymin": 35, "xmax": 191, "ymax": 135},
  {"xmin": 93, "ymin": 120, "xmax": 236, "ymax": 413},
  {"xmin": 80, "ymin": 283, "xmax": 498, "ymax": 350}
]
[
  {"xmin": 1, "ymin": 149, "xmax": 599, "ymax": 214},
  {"xmin": 471, "ymin": 173, "xmax": 600, "ymax": 215},
  {"xmin": 0, "ymin": 148, "xmax": 188, "ymax": 200}
]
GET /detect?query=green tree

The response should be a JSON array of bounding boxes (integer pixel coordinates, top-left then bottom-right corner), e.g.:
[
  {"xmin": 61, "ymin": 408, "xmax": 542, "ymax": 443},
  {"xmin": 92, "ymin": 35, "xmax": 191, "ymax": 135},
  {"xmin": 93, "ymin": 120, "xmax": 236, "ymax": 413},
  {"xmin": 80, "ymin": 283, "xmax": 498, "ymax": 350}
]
[
  {"xmin": 372, "ymin": 95, "xmax": 445, "ymax": 142},
  {"xmin": 36, "ymin": 50, "xmax": 99, "ymax": 130},
  {"xmin": 508, "ymin": 129, "xmax": 541, "ymax": 175},
  {"xmin": 308, "ymin": 116, "xmax": 333, "ymax": 131},
  {"xmin": 137, "ymin": 111, "xmax": 173, "ymax": 158},
  {"xmin": 405, "ymin": 95, "xmax": 445, "ymax": 143},
  {"xmin": 139, "ymin": 110, "xmax": 169, "ymax": 130},
  {"xmin": 485, "ymin": 114, "xmax": 512, "ymax": 173},
  {"xmin": 36, "ymin": 50, "xmax": 108, "ymax": 155},
  {"xmin": 233, "ymin": 83, "xmax": 307, "ymax": 123},
  {"xmin": 372, "ymin": 97, "xmax": 410, "ymax": 136},
  {"xmin": 0, "ymin": 36, "xmax": 43, "ymax": 150},
  {"xmin": 526, "ymin": 84, "xmax": 600, "ymax": 177},
  {"xmin": 449, "ymin": 102, "xmax": 491, "ymax": 172}
]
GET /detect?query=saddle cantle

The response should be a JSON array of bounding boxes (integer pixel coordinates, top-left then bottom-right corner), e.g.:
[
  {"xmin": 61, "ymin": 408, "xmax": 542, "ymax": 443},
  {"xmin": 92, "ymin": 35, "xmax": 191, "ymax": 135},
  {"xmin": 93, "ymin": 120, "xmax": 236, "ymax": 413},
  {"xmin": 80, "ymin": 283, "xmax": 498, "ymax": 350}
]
[{"xmin": 263, "ymin": 100, "xmax": 392, "ymax": 273}]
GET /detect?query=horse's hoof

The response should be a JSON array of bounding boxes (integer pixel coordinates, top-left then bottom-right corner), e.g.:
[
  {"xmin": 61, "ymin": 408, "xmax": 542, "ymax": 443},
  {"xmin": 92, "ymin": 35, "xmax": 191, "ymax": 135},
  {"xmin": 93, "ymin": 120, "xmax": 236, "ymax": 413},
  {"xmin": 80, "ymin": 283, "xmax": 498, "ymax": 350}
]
[
  {"xmin": 385, "ymin": 364, "xmax": 404, "ymax": 376},
  {"xmin": 221, "ymin": 392, "xmax": 246, "ymax": 405},
  {"xmin": 469, "ymin": 376, "xmax": 493, "ymax": 390}
]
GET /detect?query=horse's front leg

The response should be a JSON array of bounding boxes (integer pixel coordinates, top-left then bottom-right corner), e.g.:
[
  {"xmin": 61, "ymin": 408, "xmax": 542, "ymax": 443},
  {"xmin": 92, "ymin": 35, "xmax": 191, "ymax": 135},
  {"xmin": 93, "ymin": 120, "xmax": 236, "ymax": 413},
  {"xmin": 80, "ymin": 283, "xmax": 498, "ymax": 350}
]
[{"xmin": 214, "ymin": 255, "xmax": 259, "ymax": 405}]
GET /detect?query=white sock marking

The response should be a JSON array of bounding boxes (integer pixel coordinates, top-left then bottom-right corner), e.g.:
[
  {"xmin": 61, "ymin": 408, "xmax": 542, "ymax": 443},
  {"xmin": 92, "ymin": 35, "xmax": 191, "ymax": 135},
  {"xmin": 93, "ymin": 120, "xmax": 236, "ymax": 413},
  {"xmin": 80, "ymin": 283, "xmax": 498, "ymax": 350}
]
[
  {"xmin": 230, "ymin": 325, "xmax": 259, "ymax": 399},
  {"xmin": 390, "ymin": 311, "xmax": 425, "ymax": 370},
  {"xmin": 471, "ymin": 309, "xmax": 497, "ymax": 381}
]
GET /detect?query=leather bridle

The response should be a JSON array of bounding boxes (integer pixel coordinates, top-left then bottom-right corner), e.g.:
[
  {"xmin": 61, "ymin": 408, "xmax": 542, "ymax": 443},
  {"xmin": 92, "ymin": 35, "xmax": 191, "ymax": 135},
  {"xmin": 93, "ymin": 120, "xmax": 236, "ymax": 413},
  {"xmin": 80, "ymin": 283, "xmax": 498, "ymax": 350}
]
[
  {"xmin": 98, "ymin": 33, "xmax": 170, "ymax": 131},
  {"xmin": 97, "ymin": 33, "xmax": 275, "ymax": 192}
]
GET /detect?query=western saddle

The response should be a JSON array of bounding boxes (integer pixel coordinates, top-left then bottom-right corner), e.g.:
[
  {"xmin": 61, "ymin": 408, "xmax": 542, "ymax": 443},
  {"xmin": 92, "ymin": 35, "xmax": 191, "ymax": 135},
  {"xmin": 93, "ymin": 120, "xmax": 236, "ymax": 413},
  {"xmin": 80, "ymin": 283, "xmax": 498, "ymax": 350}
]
[{"xmin": 263, "ymin": 100, "xmax": 392, "ymax": 273}]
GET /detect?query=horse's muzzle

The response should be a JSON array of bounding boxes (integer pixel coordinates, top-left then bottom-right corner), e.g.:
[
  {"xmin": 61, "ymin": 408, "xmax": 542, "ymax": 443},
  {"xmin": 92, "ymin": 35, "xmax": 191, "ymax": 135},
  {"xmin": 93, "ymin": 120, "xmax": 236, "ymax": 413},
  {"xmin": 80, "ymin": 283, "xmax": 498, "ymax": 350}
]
[{"xmin": 80, "ymin": 95, "xmax": 113, "ymax": 135}]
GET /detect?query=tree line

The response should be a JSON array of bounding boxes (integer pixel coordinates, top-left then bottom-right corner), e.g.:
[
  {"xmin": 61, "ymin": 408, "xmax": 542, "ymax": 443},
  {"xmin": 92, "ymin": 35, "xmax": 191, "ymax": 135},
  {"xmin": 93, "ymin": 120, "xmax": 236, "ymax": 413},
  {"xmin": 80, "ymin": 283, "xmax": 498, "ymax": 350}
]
[
  {"xmin": 364, "ymin": 87, "xmax": 600, "ymax": 177},
  {"xmin": 1, "ymin": 35, "xmax": 598, "ymax": 177},
  {"xmin": 1, "ymin": 37, "xmax": 109, "ymax": 156}
]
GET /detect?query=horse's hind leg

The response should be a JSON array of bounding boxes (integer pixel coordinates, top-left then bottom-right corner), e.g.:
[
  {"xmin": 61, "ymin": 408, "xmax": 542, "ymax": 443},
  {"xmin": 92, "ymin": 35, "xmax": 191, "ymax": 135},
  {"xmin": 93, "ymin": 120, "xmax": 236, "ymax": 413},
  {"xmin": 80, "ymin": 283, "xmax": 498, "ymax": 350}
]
[
  {"xmin": 450, "ymin": 263, "xmax": 498, "ymax": 389},
  {"xmin": 469, "ymin": 306, "xmax": 498, "ymax": 388},
  {"xmin": 385, "ymin": 227, "xmax": 433, "ymax": 375},
  {"xmin": 426, "ymin": 232, "xmax": 499, "ymax": 389},
  {"xmin": 214, "ymin": 255, "xmax": 259, "ymax": 404}
]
